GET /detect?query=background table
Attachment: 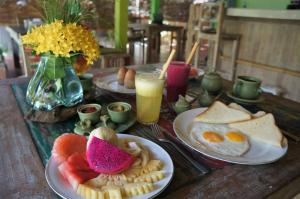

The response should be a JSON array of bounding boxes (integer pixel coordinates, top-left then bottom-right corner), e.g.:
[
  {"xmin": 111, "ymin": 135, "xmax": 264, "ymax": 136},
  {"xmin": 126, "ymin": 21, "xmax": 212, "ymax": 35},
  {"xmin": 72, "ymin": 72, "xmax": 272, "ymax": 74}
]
[{"xmin": 1, "ymin": 65, "xmax": 300, "ymax": 199}]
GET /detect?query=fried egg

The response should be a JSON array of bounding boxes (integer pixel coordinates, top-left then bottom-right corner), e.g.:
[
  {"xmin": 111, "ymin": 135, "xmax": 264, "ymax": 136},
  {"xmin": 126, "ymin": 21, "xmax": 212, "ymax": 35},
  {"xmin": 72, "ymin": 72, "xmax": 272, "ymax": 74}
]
[{"xmin": 189, "ymin": 122, "xmax": 250, "ymax": 156}]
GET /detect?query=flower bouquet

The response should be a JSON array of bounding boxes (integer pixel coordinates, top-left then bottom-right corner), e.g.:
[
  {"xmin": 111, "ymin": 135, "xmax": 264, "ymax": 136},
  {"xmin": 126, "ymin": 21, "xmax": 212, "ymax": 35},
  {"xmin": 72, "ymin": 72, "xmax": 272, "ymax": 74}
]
[{"xmin": 22, "ymin": 0, "xmax": 100, "ymax": 111}]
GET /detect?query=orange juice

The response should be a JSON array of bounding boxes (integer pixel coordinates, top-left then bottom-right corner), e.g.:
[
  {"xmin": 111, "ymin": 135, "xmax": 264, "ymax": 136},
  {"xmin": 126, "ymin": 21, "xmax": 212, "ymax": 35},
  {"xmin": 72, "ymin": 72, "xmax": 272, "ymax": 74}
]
[{"xmin": 135, "ymin": 73, "xmax": 164, "ymax": 124}]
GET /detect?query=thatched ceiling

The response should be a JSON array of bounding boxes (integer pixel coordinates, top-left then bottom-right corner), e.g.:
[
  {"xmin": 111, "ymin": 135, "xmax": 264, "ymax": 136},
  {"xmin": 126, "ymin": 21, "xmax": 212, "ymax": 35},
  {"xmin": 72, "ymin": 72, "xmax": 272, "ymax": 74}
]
[{"xmin": 0, "ymin": 0, "xmax": 43, "ymax": 26}]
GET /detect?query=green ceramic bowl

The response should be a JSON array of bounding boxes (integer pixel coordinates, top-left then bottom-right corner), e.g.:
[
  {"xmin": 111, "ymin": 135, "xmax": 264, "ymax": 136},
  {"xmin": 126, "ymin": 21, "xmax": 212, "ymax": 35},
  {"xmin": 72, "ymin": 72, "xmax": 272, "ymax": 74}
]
[
  {"xmin": 107, "ymin": 102, "xmax": 131, "ymax": 124},
  {"xmin": 77, "ymin": 103, "xmax": 101, "ymax": 124},
  {"xmin": 79, "ymin": 73, "xmax": 94, "ymax": 92}
]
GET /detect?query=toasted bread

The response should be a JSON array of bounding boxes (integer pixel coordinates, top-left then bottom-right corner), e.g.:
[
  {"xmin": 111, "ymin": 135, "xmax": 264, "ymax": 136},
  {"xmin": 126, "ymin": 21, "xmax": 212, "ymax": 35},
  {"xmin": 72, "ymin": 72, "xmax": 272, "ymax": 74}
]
[
  {"xmin": 228, "ymin": 102, "xmax": 266, "ymax": 118},
  {"xmin": 193, "ymin": 101, "xmax": 251, "ymax": 123},
  {"xmin": 229, "ymin": 113, "xmax": 284, "ymax": 148}
]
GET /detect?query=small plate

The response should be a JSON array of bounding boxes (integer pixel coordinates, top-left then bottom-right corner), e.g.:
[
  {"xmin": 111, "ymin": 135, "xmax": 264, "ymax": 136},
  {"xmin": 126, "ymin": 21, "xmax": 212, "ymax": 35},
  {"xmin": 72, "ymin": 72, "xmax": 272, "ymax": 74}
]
[
  {"xmin": 74, "ymin": 112, "xmax": 136, "ymax": 135},
  {"xmin": 173, "ymin": 108, "xmax": 288, "ymax": 165},
  {"xmin": 94, "ymin": 73, "xmax": 136, "ymax": 94},
  {"xmin": 226, "ymin": 91, "xmax": 264, "ymax": 105},
  {"xmin": 45, "ymin": 134, "xmax": 174, "ymax": 199},
  {"xmin": 114, "ymin": 112, "xmax": 136, "ymax": 133}
]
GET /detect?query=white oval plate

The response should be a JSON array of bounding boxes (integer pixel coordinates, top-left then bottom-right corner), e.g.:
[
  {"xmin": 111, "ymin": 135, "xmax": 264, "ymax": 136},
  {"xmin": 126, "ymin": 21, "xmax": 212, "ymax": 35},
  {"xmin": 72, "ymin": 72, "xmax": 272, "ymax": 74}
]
[
  {"xmin": 45, "ymin": 134, "xmax": 174, "ymax": 199},
  {"xmin": 94, "ymin": 73, "xmax": 136, "ymax": 94},
  {"xmin": 173, "ymin": 108, "xmax": 288, "ymax": 165}
]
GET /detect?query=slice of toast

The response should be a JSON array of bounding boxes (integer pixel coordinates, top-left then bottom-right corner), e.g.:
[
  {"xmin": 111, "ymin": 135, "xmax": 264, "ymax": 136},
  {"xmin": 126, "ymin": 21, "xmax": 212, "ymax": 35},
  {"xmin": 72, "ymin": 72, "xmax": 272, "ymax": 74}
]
[
  {"xmin": 228, "ymin": 102, "xmax": 266, "ymax": 118},
  {"xmin": 229, "ymin": 113, "xmax": 285, "ymax": 148},
  {"xmin": 228, "ymin": 103, "xmax": 251, "ymax": 115},
  {"xmin": 193, "ymin": 101, "xmax": 251, "ymax": 123}
]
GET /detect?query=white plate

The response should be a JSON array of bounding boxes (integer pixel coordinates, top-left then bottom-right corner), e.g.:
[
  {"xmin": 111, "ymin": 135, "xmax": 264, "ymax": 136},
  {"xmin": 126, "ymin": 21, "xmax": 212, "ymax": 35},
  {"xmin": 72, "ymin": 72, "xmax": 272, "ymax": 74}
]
[
  {"xmin": 173, "ymin": 108, "xmax": 288, "ymax": 165},
  {"xmin": 45, "ymin": 134, "xmax": 174, "ymax": 199},
  {"xmin": 94, "ymin": 74, "xmax": 136, "ymax": 94}
]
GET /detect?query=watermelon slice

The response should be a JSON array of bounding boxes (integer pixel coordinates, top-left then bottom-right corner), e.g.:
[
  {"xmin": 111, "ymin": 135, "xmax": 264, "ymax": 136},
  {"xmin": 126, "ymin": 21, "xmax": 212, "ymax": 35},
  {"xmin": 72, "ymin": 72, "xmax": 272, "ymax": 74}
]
[
  {"xmin": 86, "ymin": 137, "xmax": 135, "ymax": 174},
  {"xmin": 67, "ymin": 152, "xmax": 91, "ymax": 171},
  {"xmin": 58, "ymin": 162, "xmax": 98, "ymax": 190},
  {"xmin": 52, "ymin": 133, "xmax": 87, "ymax": 164}
]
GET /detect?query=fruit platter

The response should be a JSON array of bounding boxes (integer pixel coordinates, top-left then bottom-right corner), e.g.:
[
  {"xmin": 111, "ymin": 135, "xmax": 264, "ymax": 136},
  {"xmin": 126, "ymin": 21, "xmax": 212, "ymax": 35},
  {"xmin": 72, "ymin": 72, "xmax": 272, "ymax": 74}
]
[{"xmin": 46, "ymin": 127, "xmax": 174, "ymax": 199}]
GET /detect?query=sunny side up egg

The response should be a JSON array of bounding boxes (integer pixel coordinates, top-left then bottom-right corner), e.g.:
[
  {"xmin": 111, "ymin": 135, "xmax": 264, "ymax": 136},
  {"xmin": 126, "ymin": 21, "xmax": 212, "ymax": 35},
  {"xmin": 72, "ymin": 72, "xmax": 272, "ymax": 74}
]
[{"xmin": 190, "ymin": 122, "xmax": 250, "ymax": 157}]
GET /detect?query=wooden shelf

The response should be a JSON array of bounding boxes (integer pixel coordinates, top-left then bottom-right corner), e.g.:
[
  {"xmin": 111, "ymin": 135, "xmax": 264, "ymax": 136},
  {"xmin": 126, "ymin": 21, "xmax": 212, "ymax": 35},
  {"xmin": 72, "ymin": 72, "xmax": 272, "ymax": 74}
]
[{"xmin": 227, "ymin": 8, "xmax": 300, "ymax": 20}]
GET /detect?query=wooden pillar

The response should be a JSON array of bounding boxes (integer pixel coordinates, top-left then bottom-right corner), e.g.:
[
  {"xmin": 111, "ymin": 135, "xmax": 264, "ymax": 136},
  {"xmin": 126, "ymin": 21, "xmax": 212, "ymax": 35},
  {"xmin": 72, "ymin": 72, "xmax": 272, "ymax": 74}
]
[
  {"xmin": 114, "ymin": 0, "xmax": 128, "ymax": 51},
  {"xmin": 151, "ymin": 0, "xmax": 160, "ymax": 22}
]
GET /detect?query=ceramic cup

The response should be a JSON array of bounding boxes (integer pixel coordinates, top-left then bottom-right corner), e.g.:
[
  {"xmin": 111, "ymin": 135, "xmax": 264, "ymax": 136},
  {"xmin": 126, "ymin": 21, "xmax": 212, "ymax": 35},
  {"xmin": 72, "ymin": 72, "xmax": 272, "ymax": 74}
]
[
  {"xmin": 77, "ymin": 103, "xmax": 101, "ymax": 124},
  {"xmin": 233, "ymin": 76, "xmax": 262, "ymax": 100},
  {"xmin": 79, "ymin": 73, "xmax": 94, "ymax": 92},
  {"xmin": 107, "ymin": 102, "xmax": 131, "ymax": 124}
]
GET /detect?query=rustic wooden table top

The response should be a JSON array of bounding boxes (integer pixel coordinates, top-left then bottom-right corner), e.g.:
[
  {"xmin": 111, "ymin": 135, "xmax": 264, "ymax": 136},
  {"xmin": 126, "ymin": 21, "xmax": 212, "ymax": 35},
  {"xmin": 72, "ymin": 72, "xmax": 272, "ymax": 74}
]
[{"xmin": 1, "ymin": 66, "xmax": 300, "ymax": 199}]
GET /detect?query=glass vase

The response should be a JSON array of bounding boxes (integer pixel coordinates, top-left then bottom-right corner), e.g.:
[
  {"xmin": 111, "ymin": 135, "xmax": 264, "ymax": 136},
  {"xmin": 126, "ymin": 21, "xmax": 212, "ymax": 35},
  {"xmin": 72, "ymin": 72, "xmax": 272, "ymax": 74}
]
[{"xmin": 26, "ymin": 55, "xmax": 83, "ymax": 111}]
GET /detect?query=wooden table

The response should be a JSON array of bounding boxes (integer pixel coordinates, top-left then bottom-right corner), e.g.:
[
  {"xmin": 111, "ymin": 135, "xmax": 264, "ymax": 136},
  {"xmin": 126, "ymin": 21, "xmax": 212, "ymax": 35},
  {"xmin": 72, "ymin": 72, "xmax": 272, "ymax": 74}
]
[
  {"xmin": 128, "ymin": 23, "xmax": 184, "ymax": 63},
  {"xmin": 1, "ymin": 65, "xmax": 300, "ymax": 199}
]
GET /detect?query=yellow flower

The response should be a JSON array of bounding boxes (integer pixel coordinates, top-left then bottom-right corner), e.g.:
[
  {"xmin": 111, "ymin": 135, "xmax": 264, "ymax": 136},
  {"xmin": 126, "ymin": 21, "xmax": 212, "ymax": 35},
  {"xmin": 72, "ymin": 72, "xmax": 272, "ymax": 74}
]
[{"xmin": 21, "ymin": 20, "xmax": 100, "ymax": 73}]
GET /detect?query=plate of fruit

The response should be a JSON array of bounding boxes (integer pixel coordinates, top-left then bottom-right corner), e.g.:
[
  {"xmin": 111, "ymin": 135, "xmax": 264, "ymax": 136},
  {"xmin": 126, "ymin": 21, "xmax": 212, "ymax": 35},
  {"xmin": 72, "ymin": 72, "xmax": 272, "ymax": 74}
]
[
  {"xmin": 46, "ymin": 127, "xmax": 174, "ymax": 199},
  {"xmin": 94, "ymin": 67, "xmax": 136, "ymax": 94}
]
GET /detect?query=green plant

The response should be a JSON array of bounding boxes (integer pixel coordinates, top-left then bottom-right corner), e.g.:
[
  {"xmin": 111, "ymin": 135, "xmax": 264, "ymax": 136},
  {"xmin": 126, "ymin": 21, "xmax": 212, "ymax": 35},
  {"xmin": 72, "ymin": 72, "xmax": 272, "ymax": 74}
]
[{"xmin": 38, "ymin": 0, "xmax": 92, "ymax": 24}]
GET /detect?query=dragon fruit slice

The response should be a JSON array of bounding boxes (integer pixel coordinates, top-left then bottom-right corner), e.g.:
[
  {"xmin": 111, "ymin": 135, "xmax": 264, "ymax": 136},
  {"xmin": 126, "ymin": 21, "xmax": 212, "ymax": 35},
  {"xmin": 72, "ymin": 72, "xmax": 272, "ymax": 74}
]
[{"xmin": 86, "ymin": 137, "xmax": 134, "ymax": 174}]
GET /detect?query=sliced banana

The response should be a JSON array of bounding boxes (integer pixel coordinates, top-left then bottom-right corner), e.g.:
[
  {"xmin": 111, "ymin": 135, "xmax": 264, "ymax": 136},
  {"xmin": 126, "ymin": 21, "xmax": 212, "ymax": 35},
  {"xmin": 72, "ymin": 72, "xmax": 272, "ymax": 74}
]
[
  {"xmin": 131, "ymin": 158, "xmax": 142, "ymax": 167},
  {"xmin": 140, "ymin": 146, "xmax": 150, "ymax": 167},
  {"xmin": 126, "ymin": 142, "xmax": 142, "ymax": 157}
]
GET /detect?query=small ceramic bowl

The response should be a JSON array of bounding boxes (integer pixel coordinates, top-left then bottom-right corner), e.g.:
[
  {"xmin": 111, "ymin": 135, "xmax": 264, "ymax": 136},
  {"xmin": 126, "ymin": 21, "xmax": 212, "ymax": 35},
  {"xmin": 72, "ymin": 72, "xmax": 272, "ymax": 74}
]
[
  {"xmin": 77, "ymin": 103, "xmax": 101, "ymax": 124},
  {"xmin": 79, "ymin": 73, "xmax": 94, "ymax": 92},
  {"xmin": 107, "ymin": 102, "xmax": 131, "ymax": 124}
]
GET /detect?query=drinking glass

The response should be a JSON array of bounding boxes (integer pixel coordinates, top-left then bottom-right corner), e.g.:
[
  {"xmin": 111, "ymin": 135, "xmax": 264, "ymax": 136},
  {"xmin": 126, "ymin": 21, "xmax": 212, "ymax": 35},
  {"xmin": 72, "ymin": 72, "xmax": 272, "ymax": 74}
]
[
  {"xmin": 166, "ymin": 61, "xmax": 191, "ymax": 102},
  {"xmin": 135, "ymin": 72, "xmax": 164, "ymax": 124}
]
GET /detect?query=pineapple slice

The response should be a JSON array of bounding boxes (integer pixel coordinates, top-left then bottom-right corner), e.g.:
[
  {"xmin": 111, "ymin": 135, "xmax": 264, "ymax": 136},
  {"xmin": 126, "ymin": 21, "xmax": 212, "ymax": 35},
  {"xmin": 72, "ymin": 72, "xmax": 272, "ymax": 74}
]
[
  {"xmin": 134, "ymin": 171, "xmax": 165, "ymax": 183},
  {"xmin": 77, "ymin": 184, "xmax": 84, "ymax": 196},
  {"xmin": 90, "ymin": 189, "xmax": 98, "ymax": 199},
  {"xmin": 123, "ymin": 182, "xmax": 154, "ymax": 197},
  {"xmin": 140, "ymin": 160, "xmax": 163, "ymax": 175},
  {"xmin": 101, "ymin": 185, "xmax": 122, "ymax": 199},
  {"xmin": 77, "ymin": 184, "xmax": 105, "ymax": 199},
  {"xmin": 122, "ymin": 167, "xmax": 142, "ymax": 182}
]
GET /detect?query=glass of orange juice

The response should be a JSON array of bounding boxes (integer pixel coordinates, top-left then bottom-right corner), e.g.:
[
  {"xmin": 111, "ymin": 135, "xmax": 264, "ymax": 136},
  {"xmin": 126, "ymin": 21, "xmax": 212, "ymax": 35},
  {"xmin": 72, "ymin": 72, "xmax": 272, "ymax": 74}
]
[{"xmin": 135, "ymin": 72, "xmax": 165, "ymax": 124}]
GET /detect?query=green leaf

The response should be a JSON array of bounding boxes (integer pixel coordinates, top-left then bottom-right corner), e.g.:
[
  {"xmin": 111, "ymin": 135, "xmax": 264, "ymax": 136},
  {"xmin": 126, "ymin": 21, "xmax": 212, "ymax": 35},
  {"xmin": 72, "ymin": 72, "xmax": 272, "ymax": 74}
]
[{"xmin": 44, "ymin": 56, "xmax": 65, "ymax": 80}]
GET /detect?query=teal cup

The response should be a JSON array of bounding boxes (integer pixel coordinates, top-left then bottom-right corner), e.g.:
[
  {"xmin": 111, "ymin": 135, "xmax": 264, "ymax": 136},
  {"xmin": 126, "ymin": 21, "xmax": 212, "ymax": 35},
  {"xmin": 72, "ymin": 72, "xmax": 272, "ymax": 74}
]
[
  {"xmin": 107, "ymin": 102, "xmax": 131, "ymax": 124},
  {"xmin": 233, "ymin": 76, "xmax": 262, "ymax": 99},
  {"xmin": 77, "ymin": 103, "xmax": 101, "ymax": 124}
]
